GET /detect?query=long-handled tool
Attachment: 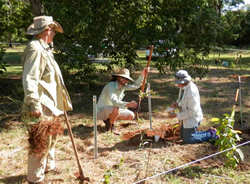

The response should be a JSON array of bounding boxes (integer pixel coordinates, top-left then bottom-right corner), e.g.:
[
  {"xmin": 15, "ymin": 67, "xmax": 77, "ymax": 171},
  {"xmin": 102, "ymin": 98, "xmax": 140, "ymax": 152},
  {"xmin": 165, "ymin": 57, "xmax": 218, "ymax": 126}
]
[
  {"xmin": 64, "ymin": 111, "xmax": 90, "ymax": 182},
  {"xmin": 137, "ymin": 46, "xmax": 154, "ymax": 112}
]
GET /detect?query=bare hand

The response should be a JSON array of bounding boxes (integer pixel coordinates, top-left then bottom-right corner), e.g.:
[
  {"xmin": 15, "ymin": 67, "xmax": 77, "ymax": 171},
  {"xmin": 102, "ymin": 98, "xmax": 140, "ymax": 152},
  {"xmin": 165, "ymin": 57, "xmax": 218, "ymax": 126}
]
[
  {"xmin": 140, "ymin": 67, "xmax": 149, "ymax": 77},
  {"xmin": 168, "ymin": 113, "xmax": 177, "ymax": 118},
  {"xmin": 170, "ymin": 102, "xmax": 178, "ymax": 108},
  {"xmin": 31, "ymin": 110, "xmax": 42, "ymax": 118},
  {"xmin": 127, "ymin": 100, "xmax": 138, "ymax": 108}
]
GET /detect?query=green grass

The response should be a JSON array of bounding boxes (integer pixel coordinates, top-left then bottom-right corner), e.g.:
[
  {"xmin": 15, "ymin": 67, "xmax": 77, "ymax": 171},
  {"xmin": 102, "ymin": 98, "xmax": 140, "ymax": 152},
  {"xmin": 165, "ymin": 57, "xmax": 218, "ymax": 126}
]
[
  {"xmin": 2, "ymin": 46, "xmax": 23, "ymax": 77},
  {"xmin": 204, "ymin": 50, "xmax": 250, "ymax": 68}
]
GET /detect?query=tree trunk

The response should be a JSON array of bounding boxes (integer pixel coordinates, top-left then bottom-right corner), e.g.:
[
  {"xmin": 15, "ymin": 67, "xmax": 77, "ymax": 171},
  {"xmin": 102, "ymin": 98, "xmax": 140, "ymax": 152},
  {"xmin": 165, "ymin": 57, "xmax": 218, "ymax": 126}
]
[{"xmin": 29, "ymin": 0, "xmax": 44, "ymax": 17}]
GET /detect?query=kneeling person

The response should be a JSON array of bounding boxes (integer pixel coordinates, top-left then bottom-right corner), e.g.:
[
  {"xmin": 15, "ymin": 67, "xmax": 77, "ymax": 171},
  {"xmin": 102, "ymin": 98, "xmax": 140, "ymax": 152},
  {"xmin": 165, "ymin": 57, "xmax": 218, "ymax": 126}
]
[
  {"xmin": 97, "ymin": 68, "xmax": 147, "ymax": 135},
  {"xmin": 170, "ymin": 70, "xmax": 218, "ymax": 144}
]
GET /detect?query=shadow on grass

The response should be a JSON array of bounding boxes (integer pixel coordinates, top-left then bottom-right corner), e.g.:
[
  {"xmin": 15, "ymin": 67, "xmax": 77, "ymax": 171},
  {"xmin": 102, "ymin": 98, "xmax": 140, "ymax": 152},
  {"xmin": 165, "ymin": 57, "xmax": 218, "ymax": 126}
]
[
  {"xmin": 1, "ymin": 60, "xmax": 250, "ymax": 130},
  {"xmin": 64, "ymin": 124, "xmax": 108, "ymax": 140},
  {"xmin": 0, "ymin": 174, "xmax": 26, "ymax": 184}
]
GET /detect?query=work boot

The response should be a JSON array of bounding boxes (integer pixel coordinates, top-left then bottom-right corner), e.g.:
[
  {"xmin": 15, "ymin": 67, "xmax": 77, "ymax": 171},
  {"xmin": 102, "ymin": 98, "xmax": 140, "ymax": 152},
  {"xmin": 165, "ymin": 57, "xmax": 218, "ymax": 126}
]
[
  {"xmin": 103, "ymin": 118, "xmax": 111, "ymax": 131},
  {"xmin": 111, "ymin": 124, "xmax": 121, "ymax": 135}
]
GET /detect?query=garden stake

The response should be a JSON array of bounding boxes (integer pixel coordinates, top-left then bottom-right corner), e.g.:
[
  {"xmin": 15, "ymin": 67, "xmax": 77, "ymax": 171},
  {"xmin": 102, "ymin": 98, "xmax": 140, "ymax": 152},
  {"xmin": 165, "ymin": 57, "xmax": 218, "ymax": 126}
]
[
  {"xmin": 137, "ymin": 46, "xmax": 154, "ymax": 112},
  {"xmin": 93, "ymin": 95, "xmax": 98, "ymax": 159},
  {"xmin": 147, "ymin": 83, "xmax": 152, "ymax": 129},
  {"xmin": 238, "ymin": 76, "xmax": 243, "ymax": 128},
  {"xmin": 64, "ymin": 111, "xmax": 90, "ymax": 182}
]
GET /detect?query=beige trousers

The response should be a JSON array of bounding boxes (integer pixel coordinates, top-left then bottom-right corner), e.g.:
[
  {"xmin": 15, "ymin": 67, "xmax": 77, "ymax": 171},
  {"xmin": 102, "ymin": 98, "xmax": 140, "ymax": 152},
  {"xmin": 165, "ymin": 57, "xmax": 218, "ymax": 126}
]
[{"xmin": 27, "ymin": 106, "xmax": 59, "ymax": 183}]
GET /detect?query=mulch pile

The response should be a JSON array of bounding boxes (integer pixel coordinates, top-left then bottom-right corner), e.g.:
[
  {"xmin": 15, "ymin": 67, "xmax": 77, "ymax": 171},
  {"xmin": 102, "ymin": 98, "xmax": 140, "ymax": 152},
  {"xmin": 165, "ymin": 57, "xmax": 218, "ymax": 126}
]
[
  {"xmin": 231, "ymin": 75, "xmax": 250, "ymax": 80},
  {"xmin": 122, "ymin": 123, "xmax": 180, "ymax": 145},
  {"xmin": 28, "ymin": 118, "xmax": 64, "ymax": 155}
]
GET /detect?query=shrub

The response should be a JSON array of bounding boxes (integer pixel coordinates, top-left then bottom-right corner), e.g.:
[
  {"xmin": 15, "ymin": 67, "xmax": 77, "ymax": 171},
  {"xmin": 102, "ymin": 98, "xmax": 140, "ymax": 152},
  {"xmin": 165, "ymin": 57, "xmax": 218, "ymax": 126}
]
[{"xmin": 211, "ymin": 105, "xmax": 244, "ymax": 168}]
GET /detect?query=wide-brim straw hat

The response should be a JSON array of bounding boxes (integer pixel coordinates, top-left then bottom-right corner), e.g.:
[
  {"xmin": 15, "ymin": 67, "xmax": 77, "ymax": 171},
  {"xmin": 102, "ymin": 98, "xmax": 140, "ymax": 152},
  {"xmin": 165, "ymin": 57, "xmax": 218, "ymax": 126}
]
[
  {"xmin": 174, "ymin": 69, "xmax": 191, "ymax": 84},
  {"xmin": 112, "ymin": 68, "xmax": 134, "ymax": 82},
  {"xmin": 26, "ymin": 16, "xmax": 63, "ymax": 35}
]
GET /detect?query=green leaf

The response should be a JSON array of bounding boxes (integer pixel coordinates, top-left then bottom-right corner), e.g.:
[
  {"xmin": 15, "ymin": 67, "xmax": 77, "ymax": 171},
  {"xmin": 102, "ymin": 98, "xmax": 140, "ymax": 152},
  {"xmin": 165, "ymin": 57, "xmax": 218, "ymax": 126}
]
[
  {"xmin": 215, "ymin": 137, "xmax": 226, "ymax": 146},
  {"xmin": 231, "ymin": 105, "xmax": 236, "ymax": 118},
  {"xmin": 235, "ymin": 134, "xmax": 241, "ymax": 141},
  {"xmin": 226, "ymin": 124, "xmax": 234, "ymax": 129},
  {"xmin": 235, "ymin": 148, "xmax": 244, "ymax": 161},
  {"xmin": 234, "ymin": 130, "xmax": 242, "ymax": 134}
]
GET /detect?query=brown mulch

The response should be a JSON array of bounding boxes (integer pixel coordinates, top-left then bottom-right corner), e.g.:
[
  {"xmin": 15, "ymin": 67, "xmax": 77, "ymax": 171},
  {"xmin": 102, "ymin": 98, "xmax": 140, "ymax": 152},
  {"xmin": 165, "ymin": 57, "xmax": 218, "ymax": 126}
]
[
  {"xmin": 122, "ymin": 123, "xmax": 180, "ymax": 145},
  {"xmin": 231, "ymin": 75, "xmax": 250, "ymax": 80},
  {"xmin": 28, "ymin": 118, "xmax": 64, "ymax": 155}
]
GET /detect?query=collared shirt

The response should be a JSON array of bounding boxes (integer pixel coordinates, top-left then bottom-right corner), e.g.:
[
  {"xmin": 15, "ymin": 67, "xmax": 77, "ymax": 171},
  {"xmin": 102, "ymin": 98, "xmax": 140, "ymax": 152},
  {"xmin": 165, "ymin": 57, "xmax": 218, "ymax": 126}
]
[
  {"xmin": 97, "ymin": 76, "xmax": 144, "ymax": 110},
  {"xmin": 22, "ymin": 37, "xmax": 72, "ymax": 116},
  {"xmin": 177, "ymin": 81, "xmax": 203, "ymax": 128}
]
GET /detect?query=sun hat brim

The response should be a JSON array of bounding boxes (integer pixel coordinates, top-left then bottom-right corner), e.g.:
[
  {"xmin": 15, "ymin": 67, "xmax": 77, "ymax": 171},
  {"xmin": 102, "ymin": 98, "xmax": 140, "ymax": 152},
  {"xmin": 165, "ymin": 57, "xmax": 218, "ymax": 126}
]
[
  {"xmin": 112, "ymin": 74, "xmax": 134, "ymax": 82},
  {"xmin": 26, "ymin": 21, "xmax": 63, "ymax": 35},
  {"xmin": 174, "ymin": 75, "xmax": 191, "ymax": 84}
]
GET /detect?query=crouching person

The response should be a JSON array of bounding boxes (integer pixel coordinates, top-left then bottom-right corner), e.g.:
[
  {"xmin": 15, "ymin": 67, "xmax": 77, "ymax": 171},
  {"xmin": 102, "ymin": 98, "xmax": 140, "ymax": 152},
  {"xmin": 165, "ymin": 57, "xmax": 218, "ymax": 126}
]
[
  {"xmin": 22, "ymin": 16, "xmax": 72, "ymax": 183},
  {"xmin": 97, "ymin": 68, "xmax": 148, "ymax": 135},
  {"xmin": 169, "ymin": 70, "xmax": 218, "ymax": 144}
]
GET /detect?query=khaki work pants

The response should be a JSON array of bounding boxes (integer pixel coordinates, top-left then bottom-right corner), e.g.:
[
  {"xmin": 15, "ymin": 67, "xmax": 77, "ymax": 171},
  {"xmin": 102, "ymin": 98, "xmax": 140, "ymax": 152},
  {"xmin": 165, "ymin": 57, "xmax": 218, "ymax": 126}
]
[{"xmin": 27, "ymin": 106, "xmax": 59, "ymax": 183}]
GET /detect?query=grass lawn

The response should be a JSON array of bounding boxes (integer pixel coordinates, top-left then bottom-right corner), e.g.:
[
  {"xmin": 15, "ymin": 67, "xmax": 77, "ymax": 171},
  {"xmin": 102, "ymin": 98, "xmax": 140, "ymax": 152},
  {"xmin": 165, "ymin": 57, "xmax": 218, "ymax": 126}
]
[{"xmin": 0, "ymin": 46, "xmax": 250, "ymax": 183}]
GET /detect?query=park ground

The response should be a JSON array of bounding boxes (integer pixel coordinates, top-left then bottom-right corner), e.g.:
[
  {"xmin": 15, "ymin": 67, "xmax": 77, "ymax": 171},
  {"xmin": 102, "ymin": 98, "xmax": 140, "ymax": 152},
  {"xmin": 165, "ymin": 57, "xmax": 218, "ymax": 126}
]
[{"xmin": 0, "ymin": 46, "xmax": 250, "ymax": 183}]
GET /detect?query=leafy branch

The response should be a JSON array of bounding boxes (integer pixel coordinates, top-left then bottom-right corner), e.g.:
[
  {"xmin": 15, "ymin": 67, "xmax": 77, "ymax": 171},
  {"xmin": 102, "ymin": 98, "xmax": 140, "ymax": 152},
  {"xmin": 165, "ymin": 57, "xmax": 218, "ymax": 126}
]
[
  {"xmin": 0, "ymin": 46, "xmax": 6, "ymax": 74},
  {"xmin": 138, "ymin": 89, "xmax": 153, "ymax": 100},
  {"xmin": 211, "ymin": 105, "xmax": 244, "ymax": 168}
]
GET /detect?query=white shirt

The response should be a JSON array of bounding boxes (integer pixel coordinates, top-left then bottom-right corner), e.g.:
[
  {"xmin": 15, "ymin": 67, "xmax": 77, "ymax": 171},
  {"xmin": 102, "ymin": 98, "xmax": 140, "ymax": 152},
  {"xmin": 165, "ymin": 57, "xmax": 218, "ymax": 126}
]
[{"xmin": 177, "ymin": 81, "xmax": 203, "ymax": 128}]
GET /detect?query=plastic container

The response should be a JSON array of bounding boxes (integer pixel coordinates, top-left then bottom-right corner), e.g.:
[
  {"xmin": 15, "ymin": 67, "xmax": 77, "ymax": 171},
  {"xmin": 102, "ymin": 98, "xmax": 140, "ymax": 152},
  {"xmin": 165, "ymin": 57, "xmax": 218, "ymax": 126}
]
[{"xmin": 154, "ymin": 135, "xmax": 160, "ymax": 142}]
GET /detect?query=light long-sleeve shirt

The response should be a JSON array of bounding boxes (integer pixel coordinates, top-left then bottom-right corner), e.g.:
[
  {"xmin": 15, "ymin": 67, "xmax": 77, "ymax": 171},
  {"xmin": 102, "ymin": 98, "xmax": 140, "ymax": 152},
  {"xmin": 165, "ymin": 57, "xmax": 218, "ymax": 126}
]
[
  {"xmin": 22, "ymin": 37, "xmax": 72, "ymax": 116},
  {"xmin": 97, "ymin": 76, "xmax": 144, "ymax": 110},
  {"xmin": 177, "ymin": 81, "xmax": 203, "ymax": 128}
]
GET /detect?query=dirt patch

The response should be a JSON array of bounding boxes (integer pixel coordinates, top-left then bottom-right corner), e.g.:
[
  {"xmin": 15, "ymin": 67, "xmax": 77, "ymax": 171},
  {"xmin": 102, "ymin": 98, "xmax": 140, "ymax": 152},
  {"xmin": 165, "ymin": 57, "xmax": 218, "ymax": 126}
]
[
  {"xmin": 231, "ymin": 75, "xmax": 250, "ymax": 80},
  {"xmin": 122, "ymin": 123, "xmax": 180, "ymax": 145}
]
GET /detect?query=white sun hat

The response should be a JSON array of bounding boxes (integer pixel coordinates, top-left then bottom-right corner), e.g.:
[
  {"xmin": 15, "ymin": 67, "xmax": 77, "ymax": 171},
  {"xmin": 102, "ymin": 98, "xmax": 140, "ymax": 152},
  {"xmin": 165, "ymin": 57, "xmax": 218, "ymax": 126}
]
[
  {"xmin": 26, "ymin": 16, "xmax": 63, "ymax": 35},
  {"xmin": 112, "ymin": 68, "xmax": 134, "ymax": 82}
]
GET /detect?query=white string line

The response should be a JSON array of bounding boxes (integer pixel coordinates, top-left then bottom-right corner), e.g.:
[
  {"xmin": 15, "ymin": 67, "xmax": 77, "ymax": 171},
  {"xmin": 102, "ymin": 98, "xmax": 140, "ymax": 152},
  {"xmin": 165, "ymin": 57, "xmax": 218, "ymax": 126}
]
[{"xmin": 133, "ymin": 141, "xmax": 250, "ymax": 184}]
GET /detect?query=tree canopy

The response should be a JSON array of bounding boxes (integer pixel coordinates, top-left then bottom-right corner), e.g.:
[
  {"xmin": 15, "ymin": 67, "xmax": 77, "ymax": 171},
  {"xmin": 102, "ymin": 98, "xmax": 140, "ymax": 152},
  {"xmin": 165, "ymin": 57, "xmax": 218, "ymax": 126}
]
[{"xmin": 1, "ymin": 0, "xmax": 249, "ymax": 88}]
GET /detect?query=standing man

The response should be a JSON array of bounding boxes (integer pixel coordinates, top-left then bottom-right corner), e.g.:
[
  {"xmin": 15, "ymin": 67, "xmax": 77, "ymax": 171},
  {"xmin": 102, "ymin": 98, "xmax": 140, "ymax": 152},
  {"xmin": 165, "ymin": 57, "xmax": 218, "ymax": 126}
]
[
  {"xmin": 22, "ymin": 16, "xmax": 72, "ymax": 184},
  {"xmin": 97, "ymin": 68, "xmax": 148, "ymax": 135}
]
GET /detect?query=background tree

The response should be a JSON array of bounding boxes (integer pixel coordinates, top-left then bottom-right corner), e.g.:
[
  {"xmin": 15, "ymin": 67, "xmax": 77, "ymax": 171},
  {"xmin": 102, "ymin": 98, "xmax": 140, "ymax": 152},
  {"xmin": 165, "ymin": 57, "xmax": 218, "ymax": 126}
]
[
  {"xmin": 29, "ymin": 0, "xmax": 44, "ymax": 16},
  {"xmin": 0, "ymin": 0, "xmax": 32, "ymax": 44},
  {"xmin": 211, "ymin": 0, "xmax": 244, "ymax": 17},
  {"xmin": 19, "ymin": 0, "xmax": 250, "ymax": 91},
  {"xmin": 224, "ymin": 10, "xmax": 246, "ymax": 47}
]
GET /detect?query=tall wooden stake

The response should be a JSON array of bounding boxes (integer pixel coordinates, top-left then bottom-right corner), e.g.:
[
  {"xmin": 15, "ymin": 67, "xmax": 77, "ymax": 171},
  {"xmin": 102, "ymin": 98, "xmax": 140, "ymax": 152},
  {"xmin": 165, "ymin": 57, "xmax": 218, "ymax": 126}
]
[{"xmin": 137, "ymin": 46, "xmax": 154, "ymax": 112}]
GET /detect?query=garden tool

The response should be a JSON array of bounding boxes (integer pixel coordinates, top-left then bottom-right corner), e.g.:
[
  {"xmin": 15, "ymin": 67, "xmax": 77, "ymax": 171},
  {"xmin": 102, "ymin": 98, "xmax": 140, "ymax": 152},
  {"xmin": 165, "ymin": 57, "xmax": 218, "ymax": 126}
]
[
  {"xmin": 64, "ymin": 111, "xmax": 90, "ymax": 182},
  {"xmin": 137, "ymin": 46, "xmax": 154, "ymax": 113}
]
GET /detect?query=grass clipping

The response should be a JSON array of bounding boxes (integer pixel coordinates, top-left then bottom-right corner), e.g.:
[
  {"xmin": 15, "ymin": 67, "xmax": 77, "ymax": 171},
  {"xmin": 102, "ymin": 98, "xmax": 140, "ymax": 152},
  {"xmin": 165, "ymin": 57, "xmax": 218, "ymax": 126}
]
[{"xmin": 28, "ymin": 118, "xmax": 63, "ymax": 156}]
